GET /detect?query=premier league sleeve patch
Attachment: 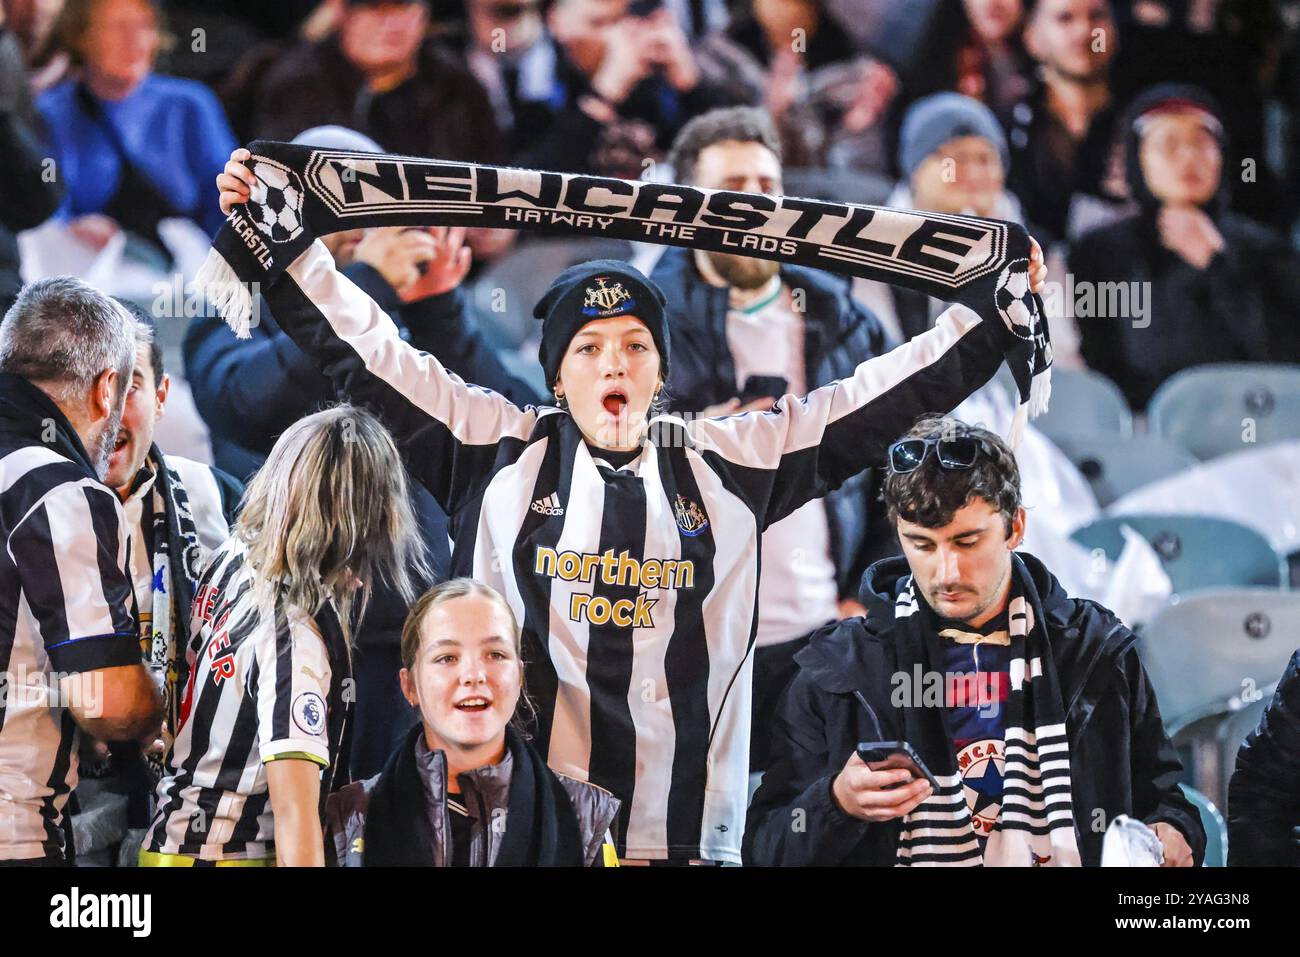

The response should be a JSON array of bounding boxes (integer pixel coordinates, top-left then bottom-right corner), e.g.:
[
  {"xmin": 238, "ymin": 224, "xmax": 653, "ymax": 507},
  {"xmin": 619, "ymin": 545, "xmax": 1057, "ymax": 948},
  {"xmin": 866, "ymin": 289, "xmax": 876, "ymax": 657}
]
[{"xmin": 292, "ymin": 691, "xmax": 327, "ymax": 737}]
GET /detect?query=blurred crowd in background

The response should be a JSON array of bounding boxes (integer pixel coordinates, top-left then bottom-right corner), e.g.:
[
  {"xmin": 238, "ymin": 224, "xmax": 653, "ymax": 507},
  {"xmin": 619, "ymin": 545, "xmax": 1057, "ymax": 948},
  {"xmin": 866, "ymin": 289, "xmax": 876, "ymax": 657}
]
[{"xmin": 4, "ymin": 1, "xmax": 1300, "ymax": 403}]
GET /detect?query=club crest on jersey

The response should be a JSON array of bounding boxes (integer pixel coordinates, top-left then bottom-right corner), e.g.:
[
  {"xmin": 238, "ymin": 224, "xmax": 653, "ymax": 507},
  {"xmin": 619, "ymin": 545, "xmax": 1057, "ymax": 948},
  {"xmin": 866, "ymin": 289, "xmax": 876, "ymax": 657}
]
[
  {"xmin": 582, "ymin": 277, "xmax": 635, "ymax": 318},
  {"xmin": 292, "ymin": 691, "xmax": 327, "ymax": 736},
  {"xmin": 673, "ymin": 495, "xmax": 709, "ymax": 537},
  {"xmin": 957, "ymin": 738, "xmax": 1004, "ymax": 836}
]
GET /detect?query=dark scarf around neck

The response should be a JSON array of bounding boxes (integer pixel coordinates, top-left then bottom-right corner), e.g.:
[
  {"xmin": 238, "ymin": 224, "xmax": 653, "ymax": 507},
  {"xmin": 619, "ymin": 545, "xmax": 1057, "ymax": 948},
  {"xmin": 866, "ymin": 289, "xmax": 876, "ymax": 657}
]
[{"xmin": 362, "ymin": 723, "xmax": 584, "ymax": 867}]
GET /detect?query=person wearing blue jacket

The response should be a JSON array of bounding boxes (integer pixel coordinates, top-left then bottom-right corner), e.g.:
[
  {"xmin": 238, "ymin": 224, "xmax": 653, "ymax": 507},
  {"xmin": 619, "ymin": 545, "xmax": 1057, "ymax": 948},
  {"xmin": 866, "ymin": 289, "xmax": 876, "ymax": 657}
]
[
  {"xmin": 36, "ymin": 0, "xmax": 236, "ymax": 248},
  {"xmin": 653, "ymin": 106, "xmax": 895, "ymax": 772},
  {"xmin": 183, "ymin": 128, "xmax": 543, "ymax": 779}
]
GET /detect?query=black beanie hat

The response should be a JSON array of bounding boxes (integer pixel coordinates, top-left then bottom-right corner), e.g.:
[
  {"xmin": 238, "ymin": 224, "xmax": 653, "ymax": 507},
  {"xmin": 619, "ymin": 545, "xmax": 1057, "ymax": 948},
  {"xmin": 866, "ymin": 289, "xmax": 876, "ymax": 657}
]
[{"xmin": 532, "ymin": 259, "xmax": 670, "ymax": 390}]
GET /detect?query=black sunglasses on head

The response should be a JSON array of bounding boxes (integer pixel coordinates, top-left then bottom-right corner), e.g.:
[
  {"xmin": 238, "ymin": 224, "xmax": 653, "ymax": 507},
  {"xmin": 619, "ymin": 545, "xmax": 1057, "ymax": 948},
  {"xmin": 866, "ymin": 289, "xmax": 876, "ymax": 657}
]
[{"xmin": 888, "ymin": 436, "xmax": 988, "ymax": 473}]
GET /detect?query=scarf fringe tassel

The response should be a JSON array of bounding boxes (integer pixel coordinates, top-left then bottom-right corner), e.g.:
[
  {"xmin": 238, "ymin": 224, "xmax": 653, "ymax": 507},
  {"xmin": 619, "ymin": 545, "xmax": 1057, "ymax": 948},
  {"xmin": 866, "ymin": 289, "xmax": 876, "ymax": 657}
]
[{"xmin": 195, "ymin": 247, "xmax": 254, "ymax": 339}]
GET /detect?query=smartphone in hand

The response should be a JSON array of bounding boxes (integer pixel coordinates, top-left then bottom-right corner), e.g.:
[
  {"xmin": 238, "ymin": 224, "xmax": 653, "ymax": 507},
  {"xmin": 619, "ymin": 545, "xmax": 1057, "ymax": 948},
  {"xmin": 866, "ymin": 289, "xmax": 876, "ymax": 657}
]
[{"xmin": 856, "ymin": 740, "xmax": 940, "ymax": 791}]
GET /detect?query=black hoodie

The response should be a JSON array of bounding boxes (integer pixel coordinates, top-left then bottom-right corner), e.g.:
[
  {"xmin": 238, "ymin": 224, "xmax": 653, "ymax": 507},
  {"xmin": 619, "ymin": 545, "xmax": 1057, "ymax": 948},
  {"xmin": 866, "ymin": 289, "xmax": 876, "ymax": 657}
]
[
  {"xmin": 744, "ymin": 552, "xmax": 1205, "ymax": 866},
  {"xmin": 1069, "ymin": 83, "xmax": 1300, "ymax": 410}
]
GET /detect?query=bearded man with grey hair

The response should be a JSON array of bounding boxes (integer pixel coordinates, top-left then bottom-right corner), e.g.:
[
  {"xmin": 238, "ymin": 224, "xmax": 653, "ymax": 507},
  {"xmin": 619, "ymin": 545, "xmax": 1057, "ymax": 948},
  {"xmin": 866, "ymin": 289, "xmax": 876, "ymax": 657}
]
[{"xmin": 0, "ymin": 276, "xmax": 161, "ymax": 865}]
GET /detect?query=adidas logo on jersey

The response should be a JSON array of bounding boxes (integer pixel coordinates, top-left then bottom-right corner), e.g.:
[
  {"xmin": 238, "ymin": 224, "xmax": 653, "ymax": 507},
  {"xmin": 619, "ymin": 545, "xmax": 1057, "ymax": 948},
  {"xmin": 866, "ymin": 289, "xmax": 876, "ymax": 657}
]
[{"xmin": 531, "ymin": 493, "xmax": 564, "ymax": 516}]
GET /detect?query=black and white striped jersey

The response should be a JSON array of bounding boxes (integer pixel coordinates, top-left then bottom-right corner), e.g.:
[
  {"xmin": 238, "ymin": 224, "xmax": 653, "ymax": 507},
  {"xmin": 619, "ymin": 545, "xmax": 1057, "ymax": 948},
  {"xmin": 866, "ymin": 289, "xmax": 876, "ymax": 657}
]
[
  {"xmin": 266, "ymin": 241, "xmax": 1007, "ymax": 862},
  {"xmin": 143, "ymin": 537, "xmax": 346, "ymax": 860},
  {"xmin": 0, "ymin": 374, "xmax": 141, "ymax": 860}
]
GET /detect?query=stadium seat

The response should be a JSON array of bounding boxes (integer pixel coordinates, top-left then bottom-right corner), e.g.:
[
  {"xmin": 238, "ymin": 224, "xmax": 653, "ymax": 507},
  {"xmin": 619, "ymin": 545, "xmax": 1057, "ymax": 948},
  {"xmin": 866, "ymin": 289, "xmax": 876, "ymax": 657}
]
[
  {"xmin": 1172, "ymin": 689, "xmax": 1272, "ymax": 812},
  {"xmin": 1140, "ymin": 589, "xmax": 1299, "ymax": 730},
  {"xmin": 1106, "ymin": 441, "xmax": 1300, "ymax": 562},
  {"xmin": 1180, "ymin": 784, "xmax": 1228, "ymax": 867},
  {"xmin": 1049, "ymin": 432, "xmax": 1198, "ymax": 507},
  {"xmin": 1148, "ymin": 363, "xmax": 1300, "ymax": 461},
  {"xmin": 1021, "ymin": 367, "xmax": 1133, "ymax": 443},
  {"xmin": 1069, "ymin": 515, "xmax": 1287, "ymax": 595}
]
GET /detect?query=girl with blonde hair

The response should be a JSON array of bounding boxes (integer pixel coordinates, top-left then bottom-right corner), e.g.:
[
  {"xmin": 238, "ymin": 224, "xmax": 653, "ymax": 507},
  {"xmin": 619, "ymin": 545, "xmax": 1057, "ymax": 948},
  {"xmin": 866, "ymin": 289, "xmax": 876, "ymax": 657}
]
[{"xmin": 140, "ymin": 404, "xmax": 428, "ymax": 866}]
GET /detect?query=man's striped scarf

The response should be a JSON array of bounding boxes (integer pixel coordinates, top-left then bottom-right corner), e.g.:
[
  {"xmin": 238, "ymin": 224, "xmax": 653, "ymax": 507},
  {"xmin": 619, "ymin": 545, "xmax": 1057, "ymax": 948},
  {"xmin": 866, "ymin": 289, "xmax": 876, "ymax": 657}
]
[
  {"xmin": 195, "ymin": 142, "xmax": 1052, "ymax": 441},
  {"xmin": 893, "ymin": 555, "xmax": 1082, "ymax": 867},
  {"xmin": 142, "ymin": 448, "xmax": 204, "ymax": 775}
]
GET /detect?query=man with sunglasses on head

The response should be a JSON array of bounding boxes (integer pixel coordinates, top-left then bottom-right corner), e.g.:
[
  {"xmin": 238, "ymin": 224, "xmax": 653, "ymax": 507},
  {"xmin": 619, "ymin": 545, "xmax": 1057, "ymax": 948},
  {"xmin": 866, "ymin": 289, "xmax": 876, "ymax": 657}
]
[{"xmin": 745, "ymin": 415, "xmax": 1204, "ymax": 867}]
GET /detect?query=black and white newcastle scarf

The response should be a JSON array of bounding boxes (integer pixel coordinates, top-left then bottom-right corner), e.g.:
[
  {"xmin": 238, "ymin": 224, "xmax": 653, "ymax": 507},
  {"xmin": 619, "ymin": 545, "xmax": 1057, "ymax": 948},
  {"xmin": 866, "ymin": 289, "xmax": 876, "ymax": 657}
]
[
  {"xmin": 133, "ymin": 447, "xmax": 205, "ymax": 775},
  {"xmin": 195, "ymin": 142, "xmax": 1052, "ymax": 441},
  {"xmin": 894, "ymin": 555, "xmax": 1082, "ymax": 867}
]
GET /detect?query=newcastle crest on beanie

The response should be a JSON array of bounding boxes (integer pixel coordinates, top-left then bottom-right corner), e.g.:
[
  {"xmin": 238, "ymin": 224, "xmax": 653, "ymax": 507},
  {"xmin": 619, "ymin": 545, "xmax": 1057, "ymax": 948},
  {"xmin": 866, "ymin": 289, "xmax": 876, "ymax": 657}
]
[{"xmin": 532, "ymin": 259, "xmax": 670, "ymax": 389}]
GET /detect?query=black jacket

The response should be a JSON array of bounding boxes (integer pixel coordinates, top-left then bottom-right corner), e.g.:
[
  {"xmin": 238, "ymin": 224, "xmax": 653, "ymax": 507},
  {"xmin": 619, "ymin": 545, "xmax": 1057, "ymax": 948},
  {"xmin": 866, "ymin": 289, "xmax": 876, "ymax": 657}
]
[
  {"xmin": 1002, "ymin": 78, "xmax": 1123, "ymax": 248},
  {"xmin": 249, "ymin": 36, "xmax": 504, "ymax": 165},
  {"xmin": 1068, "ymin": 84, "xmax": 1300, "ymax": 409},
  {"xmin": 326, "ymin": 726, "xmax": 621, "ymax": 867},
  {"xmin": 509, "ymin": 43, "xmax": 736, "ymax": 174},
  {"xmin": 650, "ymin": 247, "xmax": 894, "ymax": 599},
  {"xmin": 1069, "ymin": 212, "xmax": 1300, "ymax": 409},
  {"xmin": 1227, "ymin": 650, "xmax": 1300, "ymax": 866},
  {"xmin": 744, "ymin": 552, "xmax": 1205, "ymax": 866}
]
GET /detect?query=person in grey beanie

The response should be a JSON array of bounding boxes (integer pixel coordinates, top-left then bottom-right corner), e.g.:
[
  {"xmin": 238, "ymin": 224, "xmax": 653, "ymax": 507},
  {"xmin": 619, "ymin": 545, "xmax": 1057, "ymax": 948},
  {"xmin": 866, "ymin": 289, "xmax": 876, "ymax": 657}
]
[
  {"xmin": 854, "ymin": 93, "xmax": 1024, "ymax": 343},
  {"xmin": 896, "ymin": 92, "xmax": 1018, "ymax": 222}
]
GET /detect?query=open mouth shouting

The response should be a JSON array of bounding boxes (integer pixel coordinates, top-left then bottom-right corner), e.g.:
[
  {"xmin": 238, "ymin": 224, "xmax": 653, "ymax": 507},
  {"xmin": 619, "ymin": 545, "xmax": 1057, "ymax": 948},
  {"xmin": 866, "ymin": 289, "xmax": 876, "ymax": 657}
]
[{"xmin": 600, "ymin": 387, "xmax": 628, "ymax": 420}]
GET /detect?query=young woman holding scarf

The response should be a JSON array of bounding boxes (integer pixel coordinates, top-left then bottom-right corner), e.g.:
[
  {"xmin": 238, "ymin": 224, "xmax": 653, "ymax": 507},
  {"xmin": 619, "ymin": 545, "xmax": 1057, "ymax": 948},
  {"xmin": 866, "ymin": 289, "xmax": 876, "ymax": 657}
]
[
  {"xmin": 139, "ymin": 405, "xmax": 428, "ymax": 866},
  {"xmin": 326, "ymin": 578, "xmax": 620, "ymax": 866},
  {"xmin": 215, "ymin": 150, "xmax": 1048, "ymax": 865}
]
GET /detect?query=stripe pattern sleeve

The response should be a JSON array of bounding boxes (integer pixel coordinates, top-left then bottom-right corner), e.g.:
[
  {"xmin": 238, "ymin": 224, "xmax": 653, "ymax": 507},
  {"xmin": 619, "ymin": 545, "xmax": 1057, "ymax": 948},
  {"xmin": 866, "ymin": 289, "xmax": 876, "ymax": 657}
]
[
  {"xmin": 0, "ymin": 445, "xmax": 141, "ymax": 860},
  {"xmin": 145, "ymin": 540, "xmax": 342, "ymax": 860},
  {"xmin": 264, "ymin": 240, "xmax": 540, "ymax": 514},
  {"xmin": 682, "ymin": 304, "xmax": 1006, "ymax": 529},
  {"xmin": 9, "ymin": 478, "xmax": 140, "ymax": 674},
  {"xmin": 255, "ymin": 601, "xmax": 333, "ymax": 768}
]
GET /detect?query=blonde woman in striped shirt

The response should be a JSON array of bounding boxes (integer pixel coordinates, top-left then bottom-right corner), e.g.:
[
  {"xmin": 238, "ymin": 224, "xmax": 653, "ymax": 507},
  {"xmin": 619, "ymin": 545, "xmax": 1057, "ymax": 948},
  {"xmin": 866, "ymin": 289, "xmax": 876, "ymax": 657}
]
[{"xmin": 141, "ymin": 405, "xmax": 428, "ymax": 866}]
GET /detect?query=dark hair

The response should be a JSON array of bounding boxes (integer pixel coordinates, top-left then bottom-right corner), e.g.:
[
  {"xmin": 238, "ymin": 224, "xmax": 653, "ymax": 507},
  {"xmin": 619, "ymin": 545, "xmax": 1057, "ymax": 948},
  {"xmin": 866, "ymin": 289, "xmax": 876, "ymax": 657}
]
[
  {"xmin": 667, "ymin": 106, "xmax": 783, "ymax": 185},
  {"xmin": 113, "ymin": 298, "xmax": 163, "ymax": 383},
  {"xmin": 882, "ymin": 415, "xmax": 1021, "ymax": 534}
]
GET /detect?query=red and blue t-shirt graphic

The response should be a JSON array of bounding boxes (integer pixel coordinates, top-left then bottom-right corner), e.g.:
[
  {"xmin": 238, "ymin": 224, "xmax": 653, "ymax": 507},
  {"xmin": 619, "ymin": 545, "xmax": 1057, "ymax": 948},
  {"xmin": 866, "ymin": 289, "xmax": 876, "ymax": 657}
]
[{"xmin": 938, "ymin": 614, "xmax": 1012, "ymax": 845}]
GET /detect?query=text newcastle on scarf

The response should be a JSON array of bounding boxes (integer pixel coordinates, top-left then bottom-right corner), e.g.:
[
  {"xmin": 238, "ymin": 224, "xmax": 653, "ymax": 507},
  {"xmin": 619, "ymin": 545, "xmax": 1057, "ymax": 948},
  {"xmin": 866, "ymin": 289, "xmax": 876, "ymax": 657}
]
[{"xmin": 196, "ymin": 142, "xmax": 1052, "ymax": 438}]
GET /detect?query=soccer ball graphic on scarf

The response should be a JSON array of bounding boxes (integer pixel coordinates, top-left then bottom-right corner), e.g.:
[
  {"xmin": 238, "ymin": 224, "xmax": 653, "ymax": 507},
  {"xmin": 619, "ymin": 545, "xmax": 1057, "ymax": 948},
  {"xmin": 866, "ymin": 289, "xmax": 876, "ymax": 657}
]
[
  {"xmin": 247, "ymin": 157, "xmax": 306, "ymax": 243},
  {"xmin": 994, "ymin": 258, "xmax": 1036, "ymax": 340}
]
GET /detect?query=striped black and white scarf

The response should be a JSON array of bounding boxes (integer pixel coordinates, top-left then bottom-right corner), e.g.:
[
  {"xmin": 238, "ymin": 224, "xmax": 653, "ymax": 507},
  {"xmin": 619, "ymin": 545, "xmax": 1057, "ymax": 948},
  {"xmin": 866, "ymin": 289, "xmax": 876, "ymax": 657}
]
[
  {"xmin": 195, "ymin": 142, "xmax": 1052, "ymax": 441},
  {"xmin": 894, "ymin": 555, "xmax": 1082, "ymax": 867},
  {"xmin": 137, "ymin": 447, "xmax": 205, "ymax": 777}
]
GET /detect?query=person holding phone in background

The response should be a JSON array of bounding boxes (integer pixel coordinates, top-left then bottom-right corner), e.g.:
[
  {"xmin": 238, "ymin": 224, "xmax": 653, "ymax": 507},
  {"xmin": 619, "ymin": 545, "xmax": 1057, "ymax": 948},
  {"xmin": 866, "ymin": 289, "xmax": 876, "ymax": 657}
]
[
  {"xmin": 650, "ymin": 106, "xmax": 895, "ymax": 772},
  {"xmin": 745, "ymin": 415, "xmax": 1204, "ymax": 867}
]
